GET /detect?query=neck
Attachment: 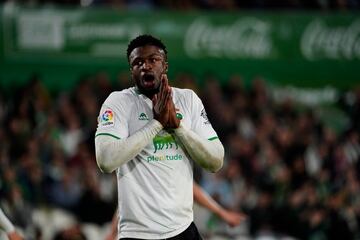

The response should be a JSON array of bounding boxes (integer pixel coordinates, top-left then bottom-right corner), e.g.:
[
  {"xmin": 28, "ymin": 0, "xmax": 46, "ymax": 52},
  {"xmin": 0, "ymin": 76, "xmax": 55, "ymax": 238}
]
[{"xmin": 136, "ymin": 86, "xmax": 159, "ymax": 100}]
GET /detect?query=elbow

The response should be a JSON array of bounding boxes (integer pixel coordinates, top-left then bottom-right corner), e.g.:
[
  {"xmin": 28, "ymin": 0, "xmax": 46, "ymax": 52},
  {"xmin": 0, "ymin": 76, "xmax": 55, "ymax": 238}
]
[
  {"xmin": 203, "ymin": 152, "xmax": 224, "ymax": 173},
  {"xmin": 209, "ymin": 144, "xmax": 224, "ymax": 173},
  {"xmin": 209, "ymin": 157, "xmax": 223, "ymax": 173},
  {"xmin": 95, "ymin": 150, "xmax": 115, "ymax": 173},
  {"xmin": 97, "ymin": 162, "xmax": 115, "ymax": 173},
  {"xmin": 199, "ymin": 143, "xmax": 224, "ymax": 172},
  {"xmin": 95, "ymin": 141, "xmax": 116, "ymax": 173}
]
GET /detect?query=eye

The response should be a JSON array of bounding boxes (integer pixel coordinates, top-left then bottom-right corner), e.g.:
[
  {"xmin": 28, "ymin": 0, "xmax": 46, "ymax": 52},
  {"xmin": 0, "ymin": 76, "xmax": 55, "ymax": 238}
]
[
  {"xmin": 151, "ymin": 57, "xmax": 162, "ymax": 63},
  {"xmin": 132, "ymin": 60, "xmax": 143, "ymax": 67}
]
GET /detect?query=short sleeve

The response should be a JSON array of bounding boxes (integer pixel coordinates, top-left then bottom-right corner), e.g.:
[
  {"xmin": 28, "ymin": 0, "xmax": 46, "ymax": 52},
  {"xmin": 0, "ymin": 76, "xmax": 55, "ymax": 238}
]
[
  {"xmin": 190, "ymin": 91, "xmax": 219, "ymax": 141},
  {"xmin": 95, "ymin": 93, "xmax": 129, "ymax": 140}
]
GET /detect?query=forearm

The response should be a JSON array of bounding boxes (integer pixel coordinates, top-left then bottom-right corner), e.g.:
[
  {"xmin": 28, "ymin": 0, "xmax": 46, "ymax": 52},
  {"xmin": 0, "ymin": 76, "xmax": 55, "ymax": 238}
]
[
  {"xmin": 193, "ymin": 183, "xmax": 223, "ymax": 217},
  {"xmin": 173, "ymin": 124, "xmax": 224, "ymax": 172},
  {"xmin": 105, "ymin": 208, "xmax": 118, "ymax": 240},
  {"xmin": 111, "ymin": 208, "xmax": 118, "ymax": 235},
  {"xmin": 0, "ymin": 209, "xmax": 15, "ymax": 234},
  {"xmin": 95, "ymin": 120, "xmax": 163, "ymax": 173}
]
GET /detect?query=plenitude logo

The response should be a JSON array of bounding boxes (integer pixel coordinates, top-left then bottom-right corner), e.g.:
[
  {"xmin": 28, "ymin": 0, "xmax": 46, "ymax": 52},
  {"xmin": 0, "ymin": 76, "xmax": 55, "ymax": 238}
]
[
  {"xmin": 147, "ymin": 154, "xmax": 183, "ymax": 163},
  {"xmin": 153, "ymin": 134, "xmax": 179, "ymax": 153}
]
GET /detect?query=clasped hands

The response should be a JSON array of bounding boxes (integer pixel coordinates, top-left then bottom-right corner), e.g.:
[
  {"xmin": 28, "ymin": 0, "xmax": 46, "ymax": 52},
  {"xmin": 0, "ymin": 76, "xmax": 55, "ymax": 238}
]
[{"xmin": 152, "ymin": 74, "xmax": 180, "ymax": 130}]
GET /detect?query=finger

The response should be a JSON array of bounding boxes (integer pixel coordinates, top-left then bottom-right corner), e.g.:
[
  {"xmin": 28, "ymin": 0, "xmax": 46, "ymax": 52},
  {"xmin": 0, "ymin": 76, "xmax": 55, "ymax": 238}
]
[
  {"xmin": 168, "ymin": 90, "xmax": 176, "ymax": 111},
  {"xmin": 152, "ymin": 94, "xmax": 159, "ymax": 112},
  {"xmin": 166, "ymin": 87, "xmax": 172, "ymax": 102},
  {"xmin": 159, "ymin": 78, "xmax": 164, "ymax": 98},
  {"xmin": 152, "ymin": 94, "xmax": 158, "ymax": 105},
  {"xmin": 164, "ymin": 87, "xmax": 173, "ymax": 110},
  {"xmin": 160, "ymin": 87, "xmax": 171, "ymax": 111},
  {"xmin": 168, "ymin": 86, "xmax": 172, "ymax": 98},
  {"xmin": 157, "ymin": 88, "xmax": 167, "ymax": 112},
  {"xmin": 159, "ymin": 77, "xmax": 168, "ymax": 104},
  {"xmin": 163, "ymin": 74, "xmax": 170, "ymax": 86},
  {"xmin": 161, "ymin": 75, "xmax": 169, "ymax": 98},
  {"xmin": 162, "ymin": 74, "xmax": 169, "ymax": 87}
]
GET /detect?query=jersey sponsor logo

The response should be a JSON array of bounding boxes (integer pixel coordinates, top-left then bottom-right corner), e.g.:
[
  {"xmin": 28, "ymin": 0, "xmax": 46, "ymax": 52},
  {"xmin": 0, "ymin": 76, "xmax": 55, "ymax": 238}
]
[
  {"xmin": 138, "ymin": 112, "xmax": 149, "ymax": 120},
  {"xmin": 200, "ymin": 108, "xmax": 210, "ymax": 124},
  {"xmin": 147, "ymin": 154, "xmax": 183, "ymax": 162},
  {"xmin": 99, "ymin": 109, "xmax": 114, "ymax": 127},
  {"xmin": 153, "ymin": 133, "xmax": 179, "ymax": 153}
]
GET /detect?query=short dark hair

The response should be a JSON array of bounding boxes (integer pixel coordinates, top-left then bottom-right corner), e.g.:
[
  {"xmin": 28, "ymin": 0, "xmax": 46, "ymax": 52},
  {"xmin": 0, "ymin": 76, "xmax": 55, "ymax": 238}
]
[{"xmin": 127, "ymin": 34, "xmax": 167, "ymax": 61}]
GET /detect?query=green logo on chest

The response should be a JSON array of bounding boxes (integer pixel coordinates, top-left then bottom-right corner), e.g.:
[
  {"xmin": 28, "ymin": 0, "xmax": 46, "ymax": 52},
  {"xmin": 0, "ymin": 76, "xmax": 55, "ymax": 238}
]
[
  {"xmin": 153, "ymin": 134, "xmax": 179, "ymax": 153},
  {"xmin": 176, "ymin": 113, "xmax": 183, "ymax": 120}
]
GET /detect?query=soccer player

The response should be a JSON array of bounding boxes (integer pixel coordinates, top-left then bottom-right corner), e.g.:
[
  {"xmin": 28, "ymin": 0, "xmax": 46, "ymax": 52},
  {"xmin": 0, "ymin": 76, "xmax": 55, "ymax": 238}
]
[
  {"xmin": 0, "ymin": 208, "xmax": 23, "ymax": 240},
  {"xmin": 95, "ymin": 34, "xmax": 224, "ymax": 239},
  {"xmin": 105, "ymin": 182, "xmax": 246, "ymax": 240}
]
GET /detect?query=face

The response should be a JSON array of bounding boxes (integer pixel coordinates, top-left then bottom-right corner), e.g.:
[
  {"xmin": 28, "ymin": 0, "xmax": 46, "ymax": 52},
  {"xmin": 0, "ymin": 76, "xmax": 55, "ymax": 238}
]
[{"xmin": 129, "ymin": 45, "xmax": 168, "ymax": 96}]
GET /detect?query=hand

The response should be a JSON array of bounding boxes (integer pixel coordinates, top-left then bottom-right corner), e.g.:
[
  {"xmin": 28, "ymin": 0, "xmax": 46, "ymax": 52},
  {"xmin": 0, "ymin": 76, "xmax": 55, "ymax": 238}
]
[
  {"xmin": 165, "ymin": 98, "xmax": 180, "ymax": 129},
  {"xmin": 152, "ymin": 75, "xmax": 171, "ymax": 127},
  {"xmin": 163, "ymin": 75, "xmax": 180, "ymax": 129},
  {"xmin": 219, "ymin": 210, "xmax": 247, "ymax": 227},
  {"xmin": 7, "ymin": 232, "xmax": 23, "ymax": 240},
  {"xmin": 104, "ymin": 232, "xmax": 116, "ymax": 240}
]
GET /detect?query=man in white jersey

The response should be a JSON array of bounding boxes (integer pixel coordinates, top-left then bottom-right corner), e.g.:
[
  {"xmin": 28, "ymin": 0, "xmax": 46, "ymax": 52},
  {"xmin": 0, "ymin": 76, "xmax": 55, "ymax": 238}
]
[
  {"xmin": 95, "ymin": 34, "xmax": 224, "ymax": 240},
  {"xmin": 105, "ymin": 183, "xmax": 247, "ymax": 240}
]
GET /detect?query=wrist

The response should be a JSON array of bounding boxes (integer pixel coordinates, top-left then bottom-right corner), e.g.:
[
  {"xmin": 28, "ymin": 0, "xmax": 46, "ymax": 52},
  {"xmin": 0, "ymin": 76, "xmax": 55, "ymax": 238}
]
[
  {"xmin": 217, "ymin": 208, "xmax": 227, "ymax": 218},
  {"xmin": 173, "ymin": 122, "xmax": 186, "ymax": 135},
  {"xmin": 151, "ymin": 119, "xmax": 165, "ymax": 130}
]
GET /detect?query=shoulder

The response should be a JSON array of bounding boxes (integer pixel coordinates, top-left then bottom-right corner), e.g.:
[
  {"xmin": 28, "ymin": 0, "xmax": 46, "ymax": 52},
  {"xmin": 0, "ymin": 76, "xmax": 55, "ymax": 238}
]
[
  {"xmin": 173, "ymin": 88, "xmax": 203, "ymax": 107},
  {"xmin": 104, "ymin": 88, "xmax": 136, "ymax": 106},
  {"xmin": 172, "ymin": 87, "xmax": 199, "ymax": 100}
]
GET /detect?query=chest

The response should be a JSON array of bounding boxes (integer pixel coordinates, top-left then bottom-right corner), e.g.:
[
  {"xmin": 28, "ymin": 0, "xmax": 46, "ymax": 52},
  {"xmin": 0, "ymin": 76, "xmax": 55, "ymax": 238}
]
[{"xmin": 128, "ymin": 97, "xmax": 191, "ymax": 135}]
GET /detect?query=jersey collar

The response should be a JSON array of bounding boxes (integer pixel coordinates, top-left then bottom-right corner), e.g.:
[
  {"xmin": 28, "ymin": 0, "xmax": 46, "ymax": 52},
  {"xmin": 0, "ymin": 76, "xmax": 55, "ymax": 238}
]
[{"xmin": 132, "ymin": 87, "xmax": 153, "ymax": 107}]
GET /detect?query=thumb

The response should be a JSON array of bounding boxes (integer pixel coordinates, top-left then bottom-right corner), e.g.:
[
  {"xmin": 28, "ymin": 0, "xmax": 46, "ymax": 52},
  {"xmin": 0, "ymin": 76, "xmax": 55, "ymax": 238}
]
[{"xmin": 152, "ymin": 94, "xmax": 158, "ymax": 105}]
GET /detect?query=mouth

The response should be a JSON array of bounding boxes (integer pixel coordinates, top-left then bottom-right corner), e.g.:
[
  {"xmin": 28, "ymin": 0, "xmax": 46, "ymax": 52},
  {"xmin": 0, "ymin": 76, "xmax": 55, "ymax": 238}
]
[
  {"xmin": 141, "ymin": 73, "xmax": 156, "ymax": 88},
  {"xmin": 143, "ymin": 73, "xmax": 155, "ymax": 82}
]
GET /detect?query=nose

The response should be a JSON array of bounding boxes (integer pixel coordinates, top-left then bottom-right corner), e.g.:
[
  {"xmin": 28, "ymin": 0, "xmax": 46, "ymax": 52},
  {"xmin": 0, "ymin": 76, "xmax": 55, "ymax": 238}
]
[{"xmin": 142, "ymin": 60, "xmax": 152, "ymax": 70}]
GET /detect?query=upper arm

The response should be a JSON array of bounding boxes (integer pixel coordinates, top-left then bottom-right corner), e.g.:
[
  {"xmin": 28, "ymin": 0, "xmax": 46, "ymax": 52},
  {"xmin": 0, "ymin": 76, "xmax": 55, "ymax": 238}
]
[
  {"xmin": 95, "ymin": 94, "xmax": 129, "ymax": 141},
  {"xmin": 190, "ymin": 91, "xmax": 219, "ymax": 141}
]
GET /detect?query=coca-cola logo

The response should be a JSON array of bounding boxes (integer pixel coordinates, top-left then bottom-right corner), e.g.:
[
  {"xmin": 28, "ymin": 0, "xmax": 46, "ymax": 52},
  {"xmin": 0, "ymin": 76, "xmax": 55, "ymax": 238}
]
[
  {"xmin": 184, "ymin": 17, "xmax": 273, "ymax": 59},
  {"xmin": 301, "ymin": 19, "xmax": 360, "ymax": 60}
]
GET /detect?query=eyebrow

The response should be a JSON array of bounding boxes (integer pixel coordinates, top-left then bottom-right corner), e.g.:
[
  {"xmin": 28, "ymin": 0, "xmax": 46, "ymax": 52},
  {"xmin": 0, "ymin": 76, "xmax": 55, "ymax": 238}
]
[
  {"xmin": 147, "ymin": 53, "xmax": 164, "ymax": 58},
  {"xmin": 130, "ymin": 53, "xmax": 165, "ymax": 64}
]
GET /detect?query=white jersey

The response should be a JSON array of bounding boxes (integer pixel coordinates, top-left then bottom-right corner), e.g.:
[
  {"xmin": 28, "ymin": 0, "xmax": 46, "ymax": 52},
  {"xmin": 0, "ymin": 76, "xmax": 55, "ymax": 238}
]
[{"xmin": 95, "ymin": 87, "xmax": 219, "ymax": 239}]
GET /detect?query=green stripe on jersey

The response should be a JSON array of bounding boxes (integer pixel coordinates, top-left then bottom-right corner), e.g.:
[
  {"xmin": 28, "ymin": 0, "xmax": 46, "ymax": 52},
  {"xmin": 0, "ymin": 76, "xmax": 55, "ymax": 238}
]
[
  {"xmin": 208, "ymin": 136, "xmax": 218, "ymax": 141},
  {"xmin": 95, "ymin": 133, "xmax": 121, "ymax": 139}
]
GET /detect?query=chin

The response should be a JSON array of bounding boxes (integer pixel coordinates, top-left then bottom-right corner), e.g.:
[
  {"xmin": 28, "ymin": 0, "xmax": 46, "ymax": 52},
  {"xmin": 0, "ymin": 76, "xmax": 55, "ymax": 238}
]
[{"xmin": 138, "ymin": 86, "xmax": 159, "ymax": 97}]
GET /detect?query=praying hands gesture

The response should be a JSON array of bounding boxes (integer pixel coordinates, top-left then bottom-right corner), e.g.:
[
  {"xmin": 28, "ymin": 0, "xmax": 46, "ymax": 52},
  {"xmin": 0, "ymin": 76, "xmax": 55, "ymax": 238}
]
[{"xmin": 152, "ymin": 74, "xmax": 180, "ymax": 129}]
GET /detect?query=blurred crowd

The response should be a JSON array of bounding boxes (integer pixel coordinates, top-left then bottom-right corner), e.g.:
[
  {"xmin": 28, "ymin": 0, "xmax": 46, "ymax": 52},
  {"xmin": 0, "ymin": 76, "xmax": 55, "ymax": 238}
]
[
  {"xmin": 0, "ymin": 0, "xmax": 360, "ymax": 10},
  {"xmin": 0, "ymin": 72, "xmax": 360, "ymax": 240}
]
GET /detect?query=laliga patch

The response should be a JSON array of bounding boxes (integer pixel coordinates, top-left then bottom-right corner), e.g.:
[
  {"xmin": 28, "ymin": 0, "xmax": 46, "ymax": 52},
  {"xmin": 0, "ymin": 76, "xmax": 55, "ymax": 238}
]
[{"xmin": 99, "ymin": 109, "xmax": 115, "ymax": 127}]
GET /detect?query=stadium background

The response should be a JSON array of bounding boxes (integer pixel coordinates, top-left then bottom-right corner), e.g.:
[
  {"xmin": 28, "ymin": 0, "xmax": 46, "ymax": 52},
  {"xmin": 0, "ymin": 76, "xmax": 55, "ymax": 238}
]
[{"xmin": 0, "ymin": 1, "xmax": 360, "ymax": 239}]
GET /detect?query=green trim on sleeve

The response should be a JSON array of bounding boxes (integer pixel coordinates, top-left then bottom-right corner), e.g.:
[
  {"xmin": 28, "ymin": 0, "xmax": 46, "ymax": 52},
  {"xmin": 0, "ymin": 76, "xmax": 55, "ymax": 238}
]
[
  {"xmin": 95, "ymin": 133, "xmax": 121, "ymax": 140},
  {"xmin": 208, "ymin": 136, "xmax": 219, "ymax": 141}
]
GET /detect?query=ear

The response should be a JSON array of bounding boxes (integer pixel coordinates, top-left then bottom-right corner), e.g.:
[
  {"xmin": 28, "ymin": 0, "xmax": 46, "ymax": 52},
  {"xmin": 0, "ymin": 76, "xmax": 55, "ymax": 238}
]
[{"xmin": 164, "ymin": 62, "xmax": 168, "ymax": 73}]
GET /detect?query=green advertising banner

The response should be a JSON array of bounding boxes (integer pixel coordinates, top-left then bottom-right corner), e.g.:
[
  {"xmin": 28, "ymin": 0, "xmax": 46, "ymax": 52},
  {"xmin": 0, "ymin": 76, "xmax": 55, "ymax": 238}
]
[{"xmin": 0, "ymin": 5, "xmax": 359, "ymax": 90}]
